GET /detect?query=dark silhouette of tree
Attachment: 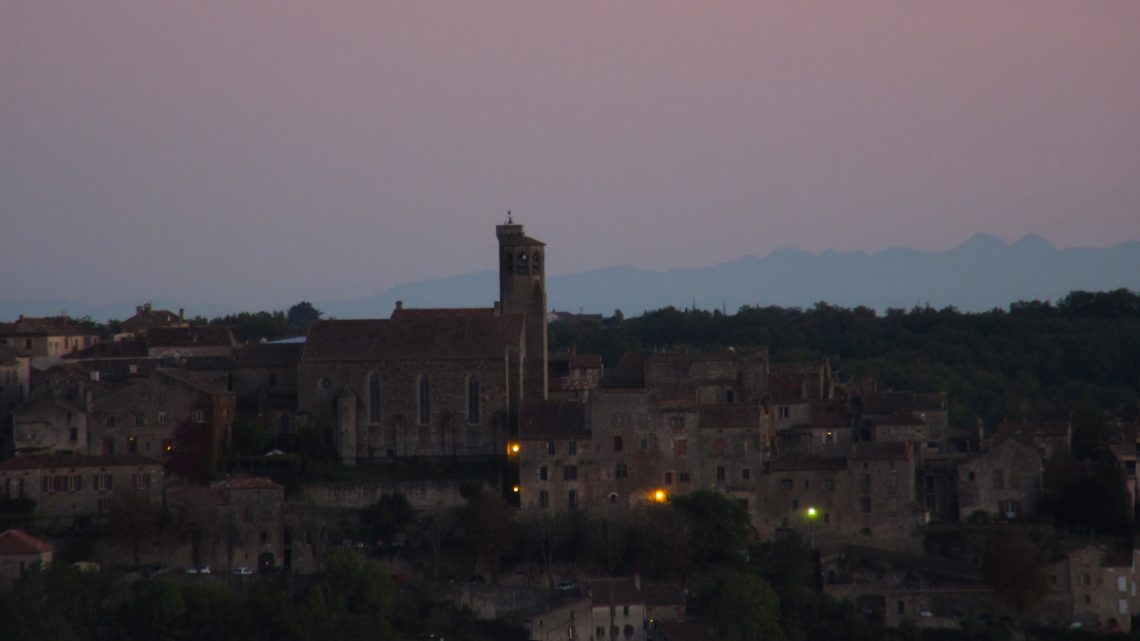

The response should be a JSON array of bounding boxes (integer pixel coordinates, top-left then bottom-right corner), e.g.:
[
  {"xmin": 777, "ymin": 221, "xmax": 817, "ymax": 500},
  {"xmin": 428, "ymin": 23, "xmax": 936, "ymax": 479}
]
[
  {"xmin": 983, "ymin": 528, "xmax": 1047, "ymax": 631},
  {"xmin": 287, "ymin": 301, "xmax": 323, "ymax": 330},
  {"xmin": 462, "ymin": 491, "xmax": 518, "ymax": 582}
]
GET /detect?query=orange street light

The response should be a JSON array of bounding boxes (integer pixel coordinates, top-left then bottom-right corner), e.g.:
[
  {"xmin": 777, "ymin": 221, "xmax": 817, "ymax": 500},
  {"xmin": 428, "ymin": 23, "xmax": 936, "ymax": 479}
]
[{"xmin": 652, "ymin": 489, "xmax": 667, "ymax": 503}]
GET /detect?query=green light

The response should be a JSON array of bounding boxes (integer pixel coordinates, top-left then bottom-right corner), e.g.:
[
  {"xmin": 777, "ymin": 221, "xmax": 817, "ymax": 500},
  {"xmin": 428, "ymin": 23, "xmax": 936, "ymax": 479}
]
[{"xmin": 806, "ymin": 507, "xmax": 818, "ymax": 519}]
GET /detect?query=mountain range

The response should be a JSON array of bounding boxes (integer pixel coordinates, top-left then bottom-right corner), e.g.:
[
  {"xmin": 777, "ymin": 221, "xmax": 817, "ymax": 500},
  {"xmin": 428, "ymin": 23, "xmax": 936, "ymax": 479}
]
[{"xmin": 4, "ymin": 234, "xmax": 1138, "ymax": 322}]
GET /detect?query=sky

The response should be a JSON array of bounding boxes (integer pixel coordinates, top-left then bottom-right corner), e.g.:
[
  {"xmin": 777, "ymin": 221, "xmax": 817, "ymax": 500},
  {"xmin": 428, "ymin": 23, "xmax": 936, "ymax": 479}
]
[{"xmin": 2, "ymin": 1, "xmax": 1138, "ymax": 312}]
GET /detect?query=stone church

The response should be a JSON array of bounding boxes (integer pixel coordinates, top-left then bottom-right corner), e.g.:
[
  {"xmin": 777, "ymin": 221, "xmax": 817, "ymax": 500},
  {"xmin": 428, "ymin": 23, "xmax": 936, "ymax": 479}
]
[{"xmin": 297, "ymin": 222, "xmax": 549, "ymax": 465}]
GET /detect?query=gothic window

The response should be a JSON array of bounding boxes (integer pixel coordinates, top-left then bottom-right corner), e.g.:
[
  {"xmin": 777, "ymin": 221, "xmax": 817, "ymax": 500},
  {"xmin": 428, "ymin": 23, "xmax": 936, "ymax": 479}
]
[
  {"xmin": 467, "ymin": 376, "xmax": 480, "ymax": 424},
  {"xmin": 368, "ymin": 373, "xmax": 381, "ymax": 423},
  {"xmin": 532, "ymin": 252, "xmax": 541, "ymax": 273},
  {"xmin": 418, "ymin": 375, "xmax": 431, "ymax": 425}
]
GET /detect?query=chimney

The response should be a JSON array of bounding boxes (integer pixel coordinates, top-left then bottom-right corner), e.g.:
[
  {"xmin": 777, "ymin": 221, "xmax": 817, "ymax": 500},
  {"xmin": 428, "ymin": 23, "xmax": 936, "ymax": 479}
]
[{"xmin": 395, "ymin": 300, "xmax": 403, "ymax": 310}]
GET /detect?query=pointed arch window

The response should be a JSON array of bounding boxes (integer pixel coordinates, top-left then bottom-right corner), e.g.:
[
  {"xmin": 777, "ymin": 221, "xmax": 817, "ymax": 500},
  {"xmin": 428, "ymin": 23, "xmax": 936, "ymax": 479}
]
[
  {"xmin": 368, "ymin": 373, "xmax": 381, "ymax": 423},
  {"xmin": 467, "ymin": 376, "xmax": 480, "ymax": 424},
  {"xmin": 418, "ymin": 375, "xmax": 431, "ymax": 425}
]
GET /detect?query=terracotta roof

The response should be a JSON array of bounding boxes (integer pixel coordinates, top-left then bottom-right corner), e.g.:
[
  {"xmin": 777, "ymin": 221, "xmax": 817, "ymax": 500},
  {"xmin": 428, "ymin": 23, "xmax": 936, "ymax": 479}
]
[
  {"xmin": 809, "ymin": 400, "xmax": 851, "ymax": 427},
  {"xmin": 65, "ymin": 340, "xmax": 148, "ymax": 360},
  {"xmin": 1, "ymin": 317, "xmax": 100, "ymax": 337},
  {"xmin": 769, "ymin": 372, "xmax": 810, "ymax": 403},
  {"xmin": 210, "ymin": 476, "xmax": 284, "ymax": 492},
  {"xmin": 867, "ymin": 412, "xmax": 926, "ymax": 427},
  {"xmin": 0, "ymin": 529, "xmax": 54, "ymax": 555},
  {"xmin": 588, "ymin": 578, "xmax": 642, "ymax": 607},
  {"xmin": 849, "ymin": 441, "xmax": 910, "ymax": 462},
  {"xmin": 768, "ymin": 455, "xmax": 847, "ymax": 472},
  {"xmin": 302, "ymin": 315, "xmax": 524, "ymax": 362},
  {"xmin": 0, "ymin": 454, "xmax": 162, "ymax": 471},
  {"xmin": 520, "ymin": 400, "xmax": 589, "ymax": 440},
  {"xmin": 390, "ymin": 307, "xmax": 495, "ymax": 320},
  {"xmin": 236, "ymin": 343, "xmax": 302, "ymax": 369},
  {"xmin": 158, "ymin": 368, "xmax": 231, "ymax": 396},
  {"xmin": 147, "ymin": 326, "xmax": 236, "ymax": 349},
  {"xmin": 121, "ymin": 307, "xmax": 183, "ymax": 332},
  {"xmin": 601, "ymin": 354, "xmax": 646, "ymax": 389},
  {"xmin": 698, "ymin": 405, "xmax": 760, "ymax": 430}
]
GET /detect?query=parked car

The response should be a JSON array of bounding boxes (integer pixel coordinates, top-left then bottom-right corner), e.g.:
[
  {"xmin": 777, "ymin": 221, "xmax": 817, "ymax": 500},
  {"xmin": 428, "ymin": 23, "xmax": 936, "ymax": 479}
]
[{"xmin": 232, "ymin": 566, "xmax": 254, "ymax": 576}]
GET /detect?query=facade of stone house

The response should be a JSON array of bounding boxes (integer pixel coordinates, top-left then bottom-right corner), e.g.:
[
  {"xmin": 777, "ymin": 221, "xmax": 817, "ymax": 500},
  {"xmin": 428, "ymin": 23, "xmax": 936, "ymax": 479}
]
[
  {"xmin": 957, "ymin": 438, "xmax": 1043, "ymax": 521},
  {"xmin": 992, "ymin": 421, "xmax": 1072, "ymax": 461},
  {"xmin": 85, "ymin": 368, "xmax": 235, "ymax": 466},
  {"xmin": 0, "ymin": 345, "xmax": 30, "ymax": 428},
  {"xmin": 518, "ymin": 399, "xmax": 593, "ymax": 511},
  {"xmin": 853, "ymin": 391, "xmax": 948, "ymax": 452},
  {"xmin": 10, "ymin": 398, "xmax": 87, "ymax": 455},
  {"xmin": 0, "ymin": 529, "xmax": 53, "ymax": 591},
  {"xmin": 548, "ymin": 349, "xmax": 604, "ymax": 401},
  {"xmin": 519, "ymin": 595, "xmax": 594, "ymax": 641},
  {"xmin": 0, "ymin": 316, "xmax": 101, "ymax": 359},
  {"xmin": 0, "ymin": 454, "xmax": 163, "ymax": 521},
  {"xmin": 847, "ymin": 442, "xmax": 922, "ymax": 550},
  {"xmin": 758, "ymin": 455, "xmax": 850, "ymax": 543},
  {"xmin": 166, "ymin": 475, "xmax": 286, "ymax": 573},
  {"xmin": 231, "ymin": 342, "xmax": 302, "ymax": 432},
  {"xmin": 1038, "ymin": 545, "xmax": 1135, "ymax": 632},
  {"xmin": 589, "ymin": 577, "xmax": 649, "ymax": 641},
  {"xmin": 118, "ymin": 304, "xmax": 188, "ymax": 337}
]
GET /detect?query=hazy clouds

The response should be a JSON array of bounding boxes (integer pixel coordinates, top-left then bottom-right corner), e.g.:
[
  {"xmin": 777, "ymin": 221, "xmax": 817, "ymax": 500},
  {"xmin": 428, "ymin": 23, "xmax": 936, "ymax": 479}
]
[{"xmin": 2, "ymin": 2, "xmax": 1138, "ymax": 310}]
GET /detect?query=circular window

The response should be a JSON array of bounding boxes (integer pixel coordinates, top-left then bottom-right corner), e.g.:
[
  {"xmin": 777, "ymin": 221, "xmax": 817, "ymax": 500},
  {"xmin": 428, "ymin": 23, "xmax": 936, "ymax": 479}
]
[{"xmin": 319, "ymin": 377, "xmax": 332, "ymax": 391}]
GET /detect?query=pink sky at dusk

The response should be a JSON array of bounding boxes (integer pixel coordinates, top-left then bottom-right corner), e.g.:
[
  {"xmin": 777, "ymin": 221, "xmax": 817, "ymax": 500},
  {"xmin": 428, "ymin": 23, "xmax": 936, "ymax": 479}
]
[{"xmin": 2, "ymin": 1, "xmax": 1138, "ymax": 310}]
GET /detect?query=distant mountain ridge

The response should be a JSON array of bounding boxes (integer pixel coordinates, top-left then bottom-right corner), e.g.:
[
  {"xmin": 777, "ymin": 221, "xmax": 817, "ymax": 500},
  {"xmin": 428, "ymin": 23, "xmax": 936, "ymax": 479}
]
[
  {"xmin": 3, "ymin": 234, "xmax": 1138, "ymax": 321},
  {"xmin": 318, "ymin": 234, "xmax": 1140, "ymax": 318}
]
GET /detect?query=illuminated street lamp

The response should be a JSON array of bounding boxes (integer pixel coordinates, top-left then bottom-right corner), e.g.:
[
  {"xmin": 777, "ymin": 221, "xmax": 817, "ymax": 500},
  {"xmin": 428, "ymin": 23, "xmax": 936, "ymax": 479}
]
[
  {"xmin": 512, "ymin": 485, "xmax": 520, "ymax": 494},
  {"xmin": 652, "ymin": 489, "xmax": 667, "ymax": 503},
  {"xmin": 805, "ymin": 506, "xmax": 819, "ymax": 547},
  {"xmin": 507, "ymin": 442, "xmax": 520, "ymax": 454}
]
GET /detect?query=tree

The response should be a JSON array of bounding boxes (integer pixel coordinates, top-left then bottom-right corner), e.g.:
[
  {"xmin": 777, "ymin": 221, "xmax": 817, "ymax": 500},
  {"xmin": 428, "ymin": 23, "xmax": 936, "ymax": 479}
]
[
  {"xmin": 287, "ymin": 301, "xmax": 323, "ymax": 330},
  {"xmin": 108, "ymin": 488, "xmax": 165, "ymax": 567},
  {"xmin": 462, "ymin": 490, "xmax": 519, "ymax": 582},
  {"xmin": 983, "ymin": 528, "xmax": 1047, "ymax": 630},
  {"xmin": 362, "ymin": 492, "xmax": 413, "ymax": 549},
  {"xmin": 715, "ymin": 572, "xmax": 784, "ymax": 641},
  {"xmin": 671, "ymin": 490, "xmax": 753, "ymax": 564}
]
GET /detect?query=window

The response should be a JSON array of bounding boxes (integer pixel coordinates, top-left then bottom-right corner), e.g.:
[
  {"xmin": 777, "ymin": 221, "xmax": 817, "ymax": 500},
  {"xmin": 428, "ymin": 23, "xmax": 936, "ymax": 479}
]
[
  {"xmin": 134, "ymin": 413, "xmax": 145, "ymax": 426},
  {"xmin": 778, "ymin": 406, "xmax": 790, "ymax": 419},
  {"xmin": 597, "ymin": 626, "xmax": 605, "ymax": 639},
  {"xmin": 716, "ymin": 466, "xmax": 726, "ymax": 481},
  {"xmin": 821, "ymin": 478, "xmax": 835, "ymax": 491},
  {"xmin": 547, "ymin": 441, "xmax": 556, "ymax": 455},
  {"xmin": 674, "ymin": 438, "xmax": 687, "ymax": 456},
  {"xmin": 804, "ymin": 479, "xmax": 810, "ymax": 489},
  {"xmin": 679, "ymin": 472, "xmax": 690, "ymax": 483},
  {"xmin": 68, "ymin": 475, "xmax": 82, "ymax": 492},
  {"xmin": 538, "ymin": 465, "xmax": 549, "ymax": 481},
  {"xmin": 532, "ymin": 252, "xmax": 541, "ymax": 272},
  {"xmin": 132, "ymin": 473, "xmax": 151, "ymax": 490},
  {"xmin": 664, "ymin": 472, "xmax": 673, "ymax": 485},
  {"xmin": 726, "ymin": 390, "xmax": 735, "ymax": 404},
  {"xmin": 567, "ymin": 490, "xmax": 577, "ymax": 508},
  {"xmin": 568, "ymin": 441, "xmax": 577, "ymax": 455},
  {"xmin": 69, "ymin": 428, "xmax": 78, "ymax": 442},
  {"xmin": 102, "ymin": 437, "xmax": 114, "ymax": 456},
  {"xmin": 669, "ymin": 416, "xmax": 684, "ymax": 431},
  {"xmin": 860, "ymin": 474, "xmax": 871, "ymax": 492},
  {"xmin": 564, "ymin": 465, "xmax": 578, "ymax": 481},
  {"xmin": 1119, "ymin": 576, "xmax": 1128, "ymax": 592},
  {"xmin": 779, "ymin": 478, "xmax": 793, "ymax": 490},
  {"xmin": 105, "ymin": 416, "xmax": 115, "ymax": 427},
  {"xmin": 158, "ymin": 412, "xmax": 168, "ymax": 425},
  {"xmin": 860, "ymin": 497, "xmax": 872, "ymax": 513},
  {"xmin": 128, "ymin": 364, "xmax": 138, "ymax": 374},
  {"xmin": 192, "ymin": 410, "xmax": 205, "ymax": 424},
  {"xmin": 992, "ymin": 469, "xmax": 1004, "ymax": 490},
  {"xmin": 968, "ymin": 471, "xmax": 976, "ymax": 481},
  {"xmin": 418, "ymin": 376, "xmax": 431, "ymax": 424},
  {"xmin": 640, "ymin": 437, "xmax": 648, "ymax": 451},
  {"xmin": 615, "ymin": 464, "xmax": 628, "ymax": 479},
  {"xmin": 467, "ymin": 376, "xmax": 479, "ymax": 424},
  {"xmin": 742, "ymin": 467, "xmax": 751, "ymax": 481},
  {"xmin": 539, "ymin": 491, "xmax": 549, "ymax": 508},
  {"xmin": 613, "ymin": 436, "xmax": 623, "ymax": 452},
  {"xmin": 368, "ymin": 373, "xmax": 381, "ymax": 423}
]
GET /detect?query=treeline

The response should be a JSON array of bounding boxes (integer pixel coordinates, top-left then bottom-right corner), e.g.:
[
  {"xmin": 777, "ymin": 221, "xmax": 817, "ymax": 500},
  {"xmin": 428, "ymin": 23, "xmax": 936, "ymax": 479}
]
[{"xmin": 551, "ymin": 289, "xmax": 1140, "ymax": 440}]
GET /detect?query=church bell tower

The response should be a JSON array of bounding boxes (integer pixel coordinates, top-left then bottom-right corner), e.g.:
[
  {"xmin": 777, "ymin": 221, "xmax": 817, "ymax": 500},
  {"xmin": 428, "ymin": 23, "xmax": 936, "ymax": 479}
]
[{"xmin": 497, "ymin": 217, "xmax": 548, "ymax": 400}]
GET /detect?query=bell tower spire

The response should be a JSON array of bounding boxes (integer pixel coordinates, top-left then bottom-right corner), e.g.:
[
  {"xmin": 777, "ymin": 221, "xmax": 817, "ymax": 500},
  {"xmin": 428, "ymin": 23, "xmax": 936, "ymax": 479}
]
[{"xmin": 496, "ymin": 218, "xmax": 547, "ymax": 400}]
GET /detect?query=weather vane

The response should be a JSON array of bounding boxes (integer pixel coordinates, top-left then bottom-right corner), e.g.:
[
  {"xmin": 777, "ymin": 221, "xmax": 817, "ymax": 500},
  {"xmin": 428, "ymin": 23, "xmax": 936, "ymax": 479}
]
[{"xmin": 506, "ymin": 209, "xmax": 513, "ymax": 224}]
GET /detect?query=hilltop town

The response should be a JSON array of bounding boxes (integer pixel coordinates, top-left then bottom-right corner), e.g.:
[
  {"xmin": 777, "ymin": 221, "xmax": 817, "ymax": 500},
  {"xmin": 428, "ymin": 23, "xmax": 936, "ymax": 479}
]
[{"xmin": 1, "ymin": 223, "xmax": 1139, "ymax": 640}]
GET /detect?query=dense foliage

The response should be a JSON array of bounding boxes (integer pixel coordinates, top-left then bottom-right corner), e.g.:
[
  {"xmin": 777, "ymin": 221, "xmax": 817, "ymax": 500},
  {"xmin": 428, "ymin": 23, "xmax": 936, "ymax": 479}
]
[{"xmin": 551, "ymin": 289, "xmax": 1140, "ymax": 433}]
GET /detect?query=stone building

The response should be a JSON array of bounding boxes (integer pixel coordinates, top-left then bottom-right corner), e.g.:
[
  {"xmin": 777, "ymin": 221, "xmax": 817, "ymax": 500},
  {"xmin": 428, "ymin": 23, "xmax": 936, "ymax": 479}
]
[
  {"xmin": 0, "ymin": 454, "xmax": 163, "ymax": 522},
  {"xmin": 118, "ymin": 303, "xmax": 188, "ymax": 338},
  {"xmin": 86, "ymin": 368, "xmax": 236, "ymax": 467},
  {"xmin": 297, "ymin": 222, "xmax": 550, "ymax": 466},
  {"xmin": 0, "ymin": 345, "xmax": 30, "ymax": 424},
  {"xmin": 0, "ymin": 316, "xmax": 101, "ymax": 360},
  {"xmin": 957, "ymin": 437, "xmax": 1043, "ymax": 521},
  {"xmin": 144, "ymin": 326, "xmax": 237, "ymax": 359},
  {"xmin": 231, "ymin": 342, "xmax": 302, "ymax": 433},
  {"xmin": 0, "ymin": 529, "xmax": 53, "ymax": 591},
  {"xmin": 589, "ymin": 577, "xmax": 649, "ymax": 641},
  {"xmin": 9, "ymin": 398, "xmax": 87, "ymax": 455},
  {"xmin": 518, "ymin": 399, "xmax": 591, "ymax": 511},
  {"xmin": 166, "ymin": 475, "xmax": 286, "ymax": 573},
  {"xmin": 548, "ymin": 348, "xmax": 604, "ymax": 400},
  {"xmin": 1037, "ymin": 544, "xmax": 1136, "ymax": 632}
]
